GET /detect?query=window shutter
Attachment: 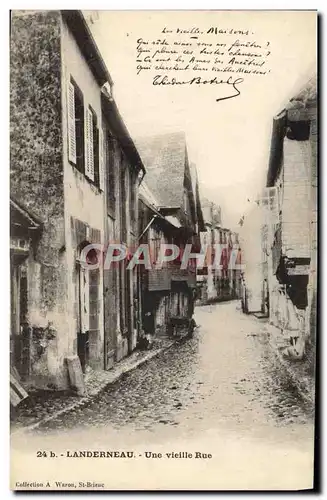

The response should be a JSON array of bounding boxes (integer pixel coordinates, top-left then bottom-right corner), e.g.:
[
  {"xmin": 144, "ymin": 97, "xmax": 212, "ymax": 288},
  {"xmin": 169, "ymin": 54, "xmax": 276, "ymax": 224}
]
[
  {"xmin": 84, "ymin": 107, "xmax": 89, "ymax": 176},
  {"xmin": 88, "ymin": 110, "xmax": 94, "ymax": 180},
  {"xmin": 67, "ymin": 82, "xmax": 76, "ymax": 164},
  {"xmin": 85, "ymin": 108, "xmax": 94, "ymax": 181},
  {"xmin": 99, "ymin": 128, "xmax": 105, "ymax": 191}
]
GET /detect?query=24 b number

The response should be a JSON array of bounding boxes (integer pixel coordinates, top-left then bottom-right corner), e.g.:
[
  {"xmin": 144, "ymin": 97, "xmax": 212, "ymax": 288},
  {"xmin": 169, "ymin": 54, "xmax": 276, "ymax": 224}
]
[{"xmin": 37, "ymin": 451, "xmax": 56, "ymax": 458}]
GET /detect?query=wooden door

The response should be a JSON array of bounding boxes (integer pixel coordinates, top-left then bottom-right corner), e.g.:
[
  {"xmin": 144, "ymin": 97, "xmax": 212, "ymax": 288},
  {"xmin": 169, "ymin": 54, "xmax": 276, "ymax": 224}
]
[{"xmin": 77, "ymin": 264, "xmax": 90, "ymax": 373}]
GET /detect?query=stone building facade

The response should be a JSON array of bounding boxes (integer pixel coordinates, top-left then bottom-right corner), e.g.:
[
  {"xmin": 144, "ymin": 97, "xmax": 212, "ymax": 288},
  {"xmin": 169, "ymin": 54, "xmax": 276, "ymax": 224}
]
[
  {"xmin": 101, "ymin": 91, "xmax": 145, "ymax": 367},
  {"xmin": 263, "ymin": 74, "xmax": 317, "ymax": 359},
  {"xmin": 10, "ymin": 10, "xmax": 144, "ymax": 389},
  {"xmin": 197, "ymin": 199, "xmax": 242, "ymax": 304},
  {"xmin": 238, "ymin": 201, "xmax": 266, "ymax": 314},
  {"xmin": 136, "ymin": 134, "xmax": 205, "ymax": 338}
]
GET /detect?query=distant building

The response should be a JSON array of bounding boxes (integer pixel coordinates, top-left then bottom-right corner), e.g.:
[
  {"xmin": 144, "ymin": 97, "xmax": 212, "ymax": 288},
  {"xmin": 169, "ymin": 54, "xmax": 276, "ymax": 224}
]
[
  {"xmin": 136, "ymin": 133, "xmax": 205, "ymax": 337},
  {"xmin": 238, "ymin": 202, "xmax": 266, "ymax": 314},
  {"xmin": 197, "ymin": 198, "xmax": 241, "ymax": 304}
]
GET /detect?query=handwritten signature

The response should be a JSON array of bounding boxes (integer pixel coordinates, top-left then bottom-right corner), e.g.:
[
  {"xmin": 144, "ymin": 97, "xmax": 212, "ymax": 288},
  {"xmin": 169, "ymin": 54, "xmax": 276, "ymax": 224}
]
[{"xmin": 152, "ymin": 75, "xmax": 244, "ymax": 101}]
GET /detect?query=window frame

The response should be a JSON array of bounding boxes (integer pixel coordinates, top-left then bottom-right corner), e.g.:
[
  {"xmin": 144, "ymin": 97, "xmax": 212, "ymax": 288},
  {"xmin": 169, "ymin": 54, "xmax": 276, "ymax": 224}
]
[{"xmin": 68, "ymin": 77, "xmax": 85, "ymax": 174}]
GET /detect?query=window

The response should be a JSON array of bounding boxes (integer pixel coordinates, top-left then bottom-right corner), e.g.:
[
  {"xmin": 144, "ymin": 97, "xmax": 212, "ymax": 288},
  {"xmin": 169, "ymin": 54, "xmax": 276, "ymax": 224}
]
[
  {"xmin": 67, "ymin": 78, "xmax": 104, "ymax": 190},
  {"xmin": 150, "ymin": 228, "xmax": 161, "ymax": 265},
  {"xmin": 98, "ymin": 128, "xmax": 105, "ymax": 191},
  {"xmin": 85, "ymin": 107, "xmax": 105, "ymax": 191},
  {"xmin": 85, "ymin": 107, "xmax": 97, "ymax": 184},
  {"xmin": 261, "ymin": 187, "xmax": 279, "ymax": 221},
  {"xmin": 68, "ymin": 79, "xmax": 84, "ymax": 173}
]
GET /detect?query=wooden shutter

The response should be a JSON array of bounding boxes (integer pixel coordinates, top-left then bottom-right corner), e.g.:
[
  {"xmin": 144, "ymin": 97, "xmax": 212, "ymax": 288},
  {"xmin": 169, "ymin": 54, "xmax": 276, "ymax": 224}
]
[
  {"xmin": 88, "ymin": 110, "xmax": 94, "ymax": 180},
  {"xmin": 85, "ymin": 108, "xmax": 94, "ymax": 181},
  {"xmin": 84, "ymin": 107, "xmax": 89, "ymax": 177},
  {"xmin": 67, "ymin": 82, "xmax": 77, "ymax": 164},
  {"xmin": 99, "ymin": 128, "xmax": 105, "ymax": 191}
]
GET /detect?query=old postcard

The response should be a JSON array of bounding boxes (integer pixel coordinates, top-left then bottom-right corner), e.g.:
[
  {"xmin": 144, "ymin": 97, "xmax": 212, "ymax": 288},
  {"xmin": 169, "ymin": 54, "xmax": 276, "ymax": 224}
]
[{"xmin": 10, "ymin": 9, "xmax": 317, "ymax": 491}]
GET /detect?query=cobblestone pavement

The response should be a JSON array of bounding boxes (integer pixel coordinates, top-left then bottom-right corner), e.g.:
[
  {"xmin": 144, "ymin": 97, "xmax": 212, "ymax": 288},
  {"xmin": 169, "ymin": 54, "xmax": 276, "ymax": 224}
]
[
  {"xmin": 11, "ymin": 338, "xmax": 174, "ymax": 432},
  {"xmin": 34, "ymin": 302, "xmax": 314, "ymax": 441},
  {"xmin": 12, "ymin": 302, "xmax": 315, "ymax": 490}
]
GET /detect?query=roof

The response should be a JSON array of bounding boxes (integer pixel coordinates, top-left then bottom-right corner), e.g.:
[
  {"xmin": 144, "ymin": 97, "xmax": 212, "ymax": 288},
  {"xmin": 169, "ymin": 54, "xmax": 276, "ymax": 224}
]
[
  {"xmin": 190, "ymin": 163, "xmax": 205, "ymax": 232},
  {"xmin": 10, "ymin": 198, "xmax": 42, "ymax": 236},
  {"xmin": 266, "ymin": 74, "xmax": 317, "ymax": 187},
  {"xmin": 288, "ymin": 74, "xmax": 317, "ymax": 107},
  {"xmin": 266, "ymin": 110, "xmax": 287, "ymax": 187},
  {"xmin": 61, "ymin": 10, "xmax": 113, "ymax": 87},
  {"xmin": 135, "ymin": 132, "xmax": 187, "ymax": 208},
  {"xmin": 139, "ymin": 181, "xmax": 160, "ymax": 207},
  {"xmin": 201, "ymin": 197, "xmax": 222, "ymax": 226},
  {"xmin": 138, "ymin": 185, "xmax": 182, "ymax": 237},
  {"xmin": 139, "ymin": 182, "xmax": 182, "ymax": 229},
  {"xmin": 101, "ymin": 90, "xmax": 145, "ymax": 174}
]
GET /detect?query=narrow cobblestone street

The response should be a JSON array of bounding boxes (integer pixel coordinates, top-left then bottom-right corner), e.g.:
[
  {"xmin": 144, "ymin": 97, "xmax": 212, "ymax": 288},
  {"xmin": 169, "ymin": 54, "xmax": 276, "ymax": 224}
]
[
  {"xmin": 33, "ymin": 301, "xmax": 313, "ymax": 439},
  {"xmin": 12, "ymin": 301, "xmax": 314, "ymax": 490}
]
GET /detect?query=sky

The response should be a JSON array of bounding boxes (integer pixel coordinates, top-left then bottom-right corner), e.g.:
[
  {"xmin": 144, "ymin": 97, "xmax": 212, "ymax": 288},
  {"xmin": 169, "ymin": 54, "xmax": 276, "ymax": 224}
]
[{"xmin": 85, "ymin": 10, "xmax": 316, "ymax": 229}]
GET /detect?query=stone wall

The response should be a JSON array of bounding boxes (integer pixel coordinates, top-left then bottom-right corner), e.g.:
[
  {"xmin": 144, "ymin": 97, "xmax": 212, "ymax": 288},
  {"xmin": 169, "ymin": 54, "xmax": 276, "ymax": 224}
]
[
  {"xmin": 307, "ymin": 105, "xmax": 318, "ymax": 352},
  {"xmin": 282, "ymin": 137, "xmax": 311, "ymax": 258},
  {"xmin": 10, "ymin": 11, "xmax": 68, "ymax": 389}
]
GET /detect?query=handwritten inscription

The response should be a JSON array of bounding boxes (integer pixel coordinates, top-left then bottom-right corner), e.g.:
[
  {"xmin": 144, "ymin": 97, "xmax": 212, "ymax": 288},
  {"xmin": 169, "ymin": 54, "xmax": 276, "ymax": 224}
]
[{"xmin": 135, "ymin": 27, "xmax": 272, "ymax": 102}]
